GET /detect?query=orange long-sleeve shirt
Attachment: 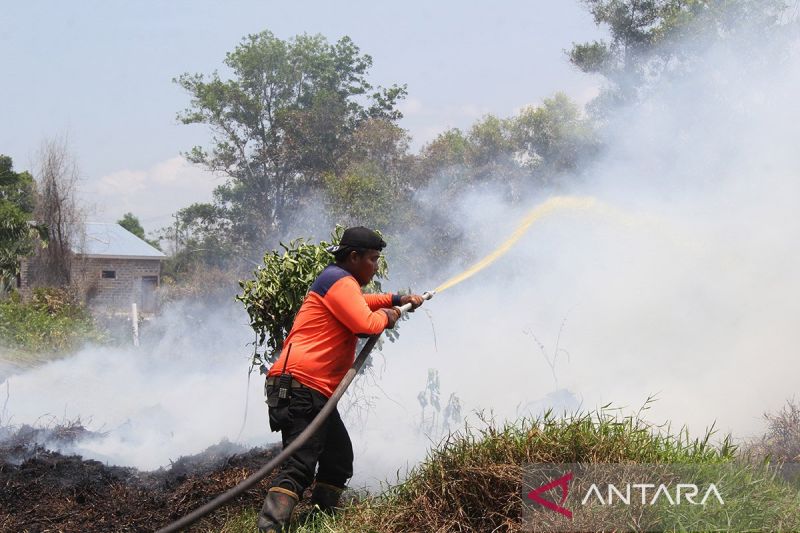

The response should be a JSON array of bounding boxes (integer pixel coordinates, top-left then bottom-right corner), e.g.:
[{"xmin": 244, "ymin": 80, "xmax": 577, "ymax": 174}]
[{"xmin": 267, "ymin": 265, "xmax": 401, "ymax": 397}]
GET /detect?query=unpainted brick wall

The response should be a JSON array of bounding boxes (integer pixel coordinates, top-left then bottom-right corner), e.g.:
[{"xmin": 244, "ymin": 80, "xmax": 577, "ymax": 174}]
[{"xmin": 72, "ymin": 257, "xmax": 161, "ymax": 310}]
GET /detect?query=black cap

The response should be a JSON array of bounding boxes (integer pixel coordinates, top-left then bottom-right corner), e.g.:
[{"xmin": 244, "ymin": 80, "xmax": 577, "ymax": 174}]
[{"xmin": 327, "ymin": 226, "xmax": 386, "ymax": 253}]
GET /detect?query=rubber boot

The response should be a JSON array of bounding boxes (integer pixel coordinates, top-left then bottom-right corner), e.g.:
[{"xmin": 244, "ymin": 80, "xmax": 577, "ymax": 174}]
[
  {"xmin": 310, "ymin": 481, "xmax": 344, "ymax": 514},
  {"xmin": 257, "ymin": 487, "xmax": 299, "ymax": 533}
]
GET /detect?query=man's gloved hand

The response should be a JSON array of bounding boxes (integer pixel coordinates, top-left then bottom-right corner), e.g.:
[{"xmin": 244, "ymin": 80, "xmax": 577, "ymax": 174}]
[
  {"xmin": 400, "ymin": 294, "xmax": 425, "ymax": 311},
  {"xmin": 381, "ymin": 307, "xmax": 401, "ymax": 328}
]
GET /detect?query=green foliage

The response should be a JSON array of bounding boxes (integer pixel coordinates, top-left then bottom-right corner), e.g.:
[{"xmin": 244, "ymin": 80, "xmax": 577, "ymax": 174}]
[
  {"xmin": 511, "ymin": 92, "xmax": 599, "ymax": 175},
  {"xmin": 0, "ymin": 287, "xmax": 106, "ymax": 354},
  {"xmin": 323, "ymin": 163, "xmax": 394, "ymax": 229},
  {"xmin": 346, "ymin": 409, "xmax": 793, "ymax": 533},
  {"xmin": 0, "ymin": 156, "xmax": 42, "ymax": 291},
  {"xmin": 117, "ymin": 212, "xmax": 146, "ymax": 239},
  {"xmin": 419, "ymin": 128, "xmax": 470, "ymax": 178},
  {"xmin": 175, "ymin": 30, "xmax": 407, "ymax": 254},
  {"xmin": 237, "ymin": 227, "xmax": 390, "ymax": 363},
  {"xmin": 417, "ymin": 95, "xmax": 597, "ymax": 198},
  {"xmin": 117, "ymin": 212, "xmax": 161, "ymax": 250},
  {"xmin": 159, "ymin": 203, "xmax": 236, "ymax": 282},
  {"xmin": 0, "ymin": 156, "xmax": 36, "ymax": 212},
  {"xmin": 466, "ymin": 114, "xmax": 516, "ymax": 170},
  {"xmin": 323, "ymin": 118, "xmax": 420, "ymax": 237},
  {"xmin": 570, "ymin": 0, "xmax": 790, "ymax": 107}
]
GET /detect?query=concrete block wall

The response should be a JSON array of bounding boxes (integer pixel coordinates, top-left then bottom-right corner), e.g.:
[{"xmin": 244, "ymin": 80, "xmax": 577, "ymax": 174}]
[{"xmin": 72, "ymin": 257, "xmax": 161, "ymax": 310}]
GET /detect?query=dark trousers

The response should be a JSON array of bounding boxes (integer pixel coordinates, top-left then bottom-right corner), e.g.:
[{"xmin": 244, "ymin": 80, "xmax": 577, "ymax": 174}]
[{"xmin": 266, "ymin": 382, "xmax": 353, "ymax": 496}]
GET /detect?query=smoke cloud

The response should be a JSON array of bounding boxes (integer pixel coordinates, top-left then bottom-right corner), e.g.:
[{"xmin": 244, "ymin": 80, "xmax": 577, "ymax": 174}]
[
  {"xmin": 1, "ymin": 299, "xmax": 272, "ymax": 470},
  {"xmin": 350, "ymin": 21, "xmax": 800, "ymax": 483}
]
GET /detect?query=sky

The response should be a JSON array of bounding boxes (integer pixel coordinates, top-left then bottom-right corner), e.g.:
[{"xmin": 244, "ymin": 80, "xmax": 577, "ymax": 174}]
[{"xmin": 1, "ymin": 1, "xmax": 604, "ymax": 232}]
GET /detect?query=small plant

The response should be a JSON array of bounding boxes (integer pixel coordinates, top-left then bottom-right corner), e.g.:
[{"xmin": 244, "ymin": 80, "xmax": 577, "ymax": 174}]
[{"xmin": 416, "ymin": 369, "xmax": 462, "ymax": 438}]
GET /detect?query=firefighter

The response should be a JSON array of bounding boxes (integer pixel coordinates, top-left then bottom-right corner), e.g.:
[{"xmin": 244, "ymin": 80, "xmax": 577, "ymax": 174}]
[{"xmin": 258, "ymin": 226, "xmax": 424, "ymax": 532}]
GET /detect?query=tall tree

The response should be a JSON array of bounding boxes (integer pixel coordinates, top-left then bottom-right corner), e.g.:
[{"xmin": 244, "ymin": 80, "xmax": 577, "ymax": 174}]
[
  {"xmin": 419, "ymin": 128, "xmax": 470, "ymax": 180},
  {"xmin": 175, "ymin": 30, "xmax": 407, "ymax": 255},
  {"xmin": 117, "ymin": 212, "xmax": 161, "ymax": 250},
  {"xmin": 158, "ymin": 202, "xmax": 235, "ymax": 282},
  {"xmin": 511, "ymin": 92, "xmax": 598, "ymax": 177},
  {"xmin": 30, "ymin": 137, "xmax": 83, "ymax": 287},
  {"xmin": 117, "ymin": 212, "xmax": 146, "ymax": 239},
  {"xmin": 570, "ymin": 0, "xmax": 789, "ymax": 107},
  {"xmin": 324, "ymin": 118, "xmax": 417, "ymax": 229}
]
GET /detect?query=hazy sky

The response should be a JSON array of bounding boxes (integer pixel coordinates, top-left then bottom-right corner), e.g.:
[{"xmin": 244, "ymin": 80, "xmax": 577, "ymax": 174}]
[{"xmin": 2, "ymin": 1, "xmax": 604, "ymax": 231}]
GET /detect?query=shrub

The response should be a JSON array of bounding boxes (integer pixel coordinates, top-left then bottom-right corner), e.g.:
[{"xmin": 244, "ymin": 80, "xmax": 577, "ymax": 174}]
[
  {"xmin": 237, "ymin": 227, "xmax": 392, "ymax": 364},
  {"xmin": 749, "ymin": 399, "xmax": 800, "ymax": 462},
  {"xmin": 0, "ymin": 287, "xmax": 106, "ymax": 355}
]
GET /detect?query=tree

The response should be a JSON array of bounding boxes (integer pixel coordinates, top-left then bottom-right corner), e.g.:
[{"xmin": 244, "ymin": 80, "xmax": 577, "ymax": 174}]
[
  {"xmin": 418, "ymin": 128, "xmax": 470, "ymax": 183},
  {"xmin": 345, "ymin": 118, "xmax": 417, "ymax": 190},
  {"xmin": 158, "ymin": 202, "xmax": 236, "ymax": 282},
  {"xmin": 324, "ymin": 118, "xmax": 418, "ymax": 230},
  {"xmin": 466, "ymin": 114, "xmax": 516, "ymax": 172},
  {"xmin": 510, "ymin": 92, "xmax": 598, "ymax": 177},
  {"xmin": 323, "ymin": 163, "xmax": 395, "ymax": 229},
  {"xmin": 175, "ymin": 30, "xmax": 407, "ymax": 256},
  {"xmin": 569, "ymin": 0, "xmax": 789, "ymax": 107},
  {"xmin": 117, "ymin": 212, "xmax": 146, "ymax": 239},
  {"xmin": 416, "ymin": 115, "xmax": 520, "ymax": 200},
  {"xmin": 29, "ymin": 137, "xmax": 84, "ymax": 287},
  {"xmin": 0, "ymin": 156, "xmax": 40, "ymax": 293},
  {"xmin": 117, "ymin": 212, "xmax": 161, "ymax": 250}
]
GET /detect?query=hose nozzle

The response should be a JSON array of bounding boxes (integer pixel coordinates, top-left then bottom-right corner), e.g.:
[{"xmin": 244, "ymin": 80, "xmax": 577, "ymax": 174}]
[{"xmin": 397, "ymin": 290, "xmax": 435, "ymax": 314}]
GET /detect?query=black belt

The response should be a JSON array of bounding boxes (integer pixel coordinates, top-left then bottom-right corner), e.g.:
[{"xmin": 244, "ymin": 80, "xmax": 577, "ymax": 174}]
[{"xmin": 266, "ymin": 376, "xmax": 305, "ymax": 389}]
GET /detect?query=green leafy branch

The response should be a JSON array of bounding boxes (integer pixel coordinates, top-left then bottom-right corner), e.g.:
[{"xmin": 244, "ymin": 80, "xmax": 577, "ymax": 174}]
[{"xmin": 237, "ymin": 226, "xmax": 391, "ymax": 364}]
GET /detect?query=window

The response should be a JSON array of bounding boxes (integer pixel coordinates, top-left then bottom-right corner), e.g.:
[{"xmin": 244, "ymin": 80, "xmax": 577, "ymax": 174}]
[{"xmin": 102, "ymin": 270, "xmax": 116, "ymax": 279}]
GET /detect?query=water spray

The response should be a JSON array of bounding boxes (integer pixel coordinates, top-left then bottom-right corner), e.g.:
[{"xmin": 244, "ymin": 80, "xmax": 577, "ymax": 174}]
[{"xmin": 435, "ymin": 195, "xmax": 602, "ymax": 293}]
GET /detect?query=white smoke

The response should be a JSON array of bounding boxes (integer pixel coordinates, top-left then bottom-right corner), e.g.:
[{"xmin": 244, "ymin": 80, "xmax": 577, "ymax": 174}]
[
  {"xmin": 1, "ymin": 299, "xmax": 277, "ymax": 470},
  {"xmin": 349, "ymin": 22, "xmax": 800, "ymax": 484}
]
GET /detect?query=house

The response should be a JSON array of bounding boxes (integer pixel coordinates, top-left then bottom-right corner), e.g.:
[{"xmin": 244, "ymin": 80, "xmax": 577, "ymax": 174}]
[{"xmin": 19, "ymin": 223, "xmax": 166, "ymax": 313}]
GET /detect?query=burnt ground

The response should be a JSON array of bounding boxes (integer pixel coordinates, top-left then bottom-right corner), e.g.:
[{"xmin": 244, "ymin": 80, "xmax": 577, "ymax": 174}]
[{"xmin": 0, "ymin": 423, "xmax": 283, "ymax": 532}]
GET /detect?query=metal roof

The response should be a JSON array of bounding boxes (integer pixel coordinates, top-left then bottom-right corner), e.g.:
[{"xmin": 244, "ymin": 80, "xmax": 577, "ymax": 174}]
[{"xmin": 75, "ymin": 223, "xmax": 166, "ymax": 259}]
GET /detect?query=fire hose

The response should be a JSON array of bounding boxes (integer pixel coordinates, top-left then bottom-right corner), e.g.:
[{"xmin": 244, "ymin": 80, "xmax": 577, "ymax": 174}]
[{"xmin": 156, "ymin": 290, "xmax": 435, "ymax": 533}]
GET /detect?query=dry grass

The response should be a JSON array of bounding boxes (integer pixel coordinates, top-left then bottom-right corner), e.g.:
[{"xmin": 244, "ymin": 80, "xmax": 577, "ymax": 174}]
[
  {"xmin": 321, "ymin": 408, "xmax": 733, "ymax": 533},
  {"xmin": 215, "ymin": 405, "xmax": 750, "ymax": 532},
  {"xmin": 747, "ymin": 399, "xmax": 800, "ymax": 463}
]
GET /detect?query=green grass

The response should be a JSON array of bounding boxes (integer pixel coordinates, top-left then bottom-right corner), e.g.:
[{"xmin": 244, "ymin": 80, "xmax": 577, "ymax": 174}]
[
  {"xmin": 213, "ymin": 406, "xmax": 800, "ymax": 532},
  {"xmin": 0, "ymin": 288, "xmax": 106, "ymax": 357}
]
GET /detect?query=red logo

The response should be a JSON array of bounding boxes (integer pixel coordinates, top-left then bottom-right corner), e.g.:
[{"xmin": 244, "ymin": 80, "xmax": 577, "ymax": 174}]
[{"xmin": 527, "ymin": 471, "xmax": 573, "ymax": 519}]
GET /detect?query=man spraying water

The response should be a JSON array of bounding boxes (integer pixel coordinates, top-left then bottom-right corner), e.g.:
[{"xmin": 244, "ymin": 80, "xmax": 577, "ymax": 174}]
[
  {"xmin": 258, "ymin": 226, "xmax": 425, "ymax": 532},
  {"xmin": 158, "ymin": 196, "xmax": 607, "ymax": 532}
]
